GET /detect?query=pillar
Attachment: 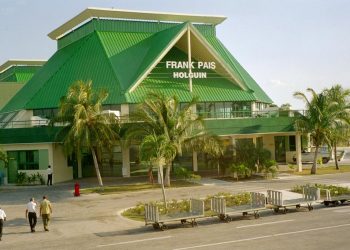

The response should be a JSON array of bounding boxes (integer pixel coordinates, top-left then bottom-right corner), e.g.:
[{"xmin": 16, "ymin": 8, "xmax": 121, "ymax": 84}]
[
  {"xmin": 192, "ymin": 151, "xmax": 198, "ymax": 172},
  {"xmin": 122, "ymin": 146, "xmax": 130, "ymax": 177},
  {"xmin": 296, "ymin": 133, "xmax": 302, "ymax": 172}
]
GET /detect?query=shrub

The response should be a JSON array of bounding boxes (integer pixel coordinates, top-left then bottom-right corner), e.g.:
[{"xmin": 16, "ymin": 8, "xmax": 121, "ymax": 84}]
[
  {"xmin": 174, "ymin": 167, "xmax": 191, "ymax": 179},
  {"xmin": 230, "ymin": 164, "xmax": 251, "ymax": 180},
  {"xmin": 291, "ymin": 184, "xmax": 350, "ymax": 198},
  {"xmin": 16, "ymin": 172, "xmax": 28, "ymax": 184},
  {"xmin": 261, "ymin": 160, "xmax": 278, "ymax": 178},
  {"xmin": 16, "ymin": 172, "xmax": 44, "ymax": 185},
  {"xmin": 174, "ymin": 167, "xmax": 201, "ymax": 181}
]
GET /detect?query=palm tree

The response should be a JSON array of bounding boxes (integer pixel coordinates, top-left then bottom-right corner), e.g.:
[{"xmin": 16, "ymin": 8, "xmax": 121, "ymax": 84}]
[
  {"xmin": 130, "ymin": 92, "xmax": 205, "ymax": 186},
  {"xmin": 324, "ymin": 85, "xmax": 350, "ymax": 169},
  {"xmin": 188, "ymin": 134, "xmax": 224, "ymax": 176},
  {"xmin": 139, "ymin": 133, "xmax": 177, "ymax": 207},
  {"xmin": 294, "ymin": 88, "xmax": 334, "ymax": 174},
  {"xmin": 55, "ymin": 80, "xmax": 119, "ymax": 186},
  {"xmin": 0, "ymin": 148, "xmax": 8, "ymax": 169}
]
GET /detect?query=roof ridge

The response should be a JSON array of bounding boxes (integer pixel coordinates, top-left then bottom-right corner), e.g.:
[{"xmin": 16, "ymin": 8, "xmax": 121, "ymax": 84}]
[
  {"xmin": 126, "ymin": 23, "xmax": 188, "ymax": 93},
  {"xmin": 95, "ymin": 31, "xmax": 124, "ymax": 96},
  {"xmin": 188, "ymin": 24, "xmax": 248, "ymax": 91}
]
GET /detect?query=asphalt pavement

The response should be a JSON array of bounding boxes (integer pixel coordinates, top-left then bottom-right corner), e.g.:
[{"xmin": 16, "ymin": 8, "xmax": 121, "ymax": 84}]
[{"xmin": 1, "ymin": 165, "xmax": 350, "ymax": 249}]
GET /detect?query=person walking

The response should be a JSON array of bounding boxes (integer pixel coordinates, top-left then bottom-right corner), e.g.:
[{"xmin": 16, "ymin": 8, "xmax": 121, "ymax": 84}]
[
  {"xmin": 25, "ymin": 198, "xmax": 37, "ymax": 232},
  {"xmin": 0, "ymin": 207, "xmax": 6, "ymax": 241},
  {"xmin": 39, "ymin": 196, "xmax": 52, "ymax": 231},
  {"xmin": 47, "ymin": 165, "xmax": 53, "ymax": 186}
]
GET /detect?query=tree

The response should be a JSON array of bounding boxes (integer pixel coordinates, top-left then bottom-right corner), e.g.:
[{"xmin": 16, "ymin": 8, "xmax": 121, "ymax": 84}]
[
  {"xmin": 294, "ymin": 88, "xmax": 335, "ymax": 174},
  {"xmin": 55, "ymin": 80, "xmax": 119, "ymax": 186},
  {"xmin": 188, "ymin": 134, "xmax": 224, "ymax": 176},
  {"xmin": 324, "ymin": 85, "xmax": 350, "ymax": 169},
  {"xmin": 130, "ymin": 92, "xmax": 205, "ymax": 186},
  {"xmin": 139, "ymin": 133, "xmax": 177, "ymax": 207},
  {"xmin": 0, "ymin": 149, "xmax": 9, "ymax": 172}
]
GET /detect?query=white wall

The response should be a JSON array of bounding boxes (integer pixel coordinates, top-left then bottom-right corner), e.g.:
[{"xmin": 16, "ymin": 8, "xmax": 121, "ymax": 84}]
[
  {"xmin": 1, "ymin": 142, "xmax": 73, "ymax": 184},
  {"xmin": 262, "ymin": 135, "xmax": 275, "ymax": 160},
  {"xmin": 52, "ymin": 144, "xmax": 73, "ymax": 183}
]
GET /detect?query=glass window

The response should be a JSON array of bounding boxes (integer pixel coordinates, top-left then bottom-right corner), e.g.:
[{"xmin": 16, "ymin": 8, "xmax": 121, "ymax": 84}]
[
  {"xmin": 196, "ymin": 103, "xmax": 205, "ymax": 117},
  {"xmin": 205, "ymin": 103, "xmax": 215, "ymax": 118},
  {"xmin": 224, "ymin": 102, "xmax": 232, "ymax": 118},
  {"xmin": 8, "ymin": 150, "xmax": 39, "ymax": 170},
  {"xmin": 289, "ymin": 136, "xmax": 296, "ymax": 151},
  {"xmin": 215, "ymin": 102, "xmax": 225, "ymax": 118}
]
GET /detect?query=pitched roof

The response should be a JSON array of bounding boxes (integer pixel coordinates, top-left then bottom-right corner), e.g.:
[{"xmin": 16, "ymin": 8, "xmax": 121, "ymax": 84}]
[
  {"xmin": 1, "ymin": 17, "xmax": 272, "ymax": 114},
  {"xmin": 0, "ymin": 60, "xmax": 45, "ymax": 83}
]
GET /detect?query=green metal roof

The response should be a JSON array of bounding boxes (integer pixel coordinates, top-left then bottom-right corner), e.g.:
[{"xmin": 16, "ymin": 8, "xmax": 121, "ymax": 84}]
[
  {"xmin": 204, "ymin": 117, "xmax": 296, "ymax": 135},
  {"xmin": 106, "ymin": 23, "xmax": 187, "ymax": 92},
  {"xmin": 0, "ymin": 65, "xmax": 42, "ymax": 83},
  {"xmin": 203, "ymin": 37, "xmax": 272, "ymax": 103},
  {"xmin": 1, "ymin": 18, "xmax": 272, "ymax": 114},
  {"xmin": 127, "ymin": 47, "xmax": 256, "ymax": 103}
]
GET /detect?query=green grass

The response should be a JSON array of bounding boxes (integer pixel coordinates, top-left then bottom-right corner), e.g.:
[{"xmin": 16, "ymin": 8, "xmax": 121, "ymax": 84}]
[
  {"xmin": 287, "ymin": 165, "xmax": 350, "ymax": 175},
  {"xmin": 80, "ymin": 180, "xmax": 200, "ymax": 195}
]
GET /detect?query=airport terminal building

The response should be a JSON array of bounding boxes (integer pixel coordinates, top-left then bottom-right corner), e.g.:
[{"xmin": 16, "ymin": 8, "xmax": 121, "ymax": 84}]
[{"xmin": 0, "ymin": 8, "xmax": 302, "ymax": 184}]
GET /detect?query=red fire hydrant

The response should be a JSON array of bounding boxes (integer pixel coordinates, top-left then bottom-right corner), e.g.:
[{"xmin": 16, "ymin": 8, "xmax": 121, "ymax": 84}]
[{"xmin": 74, "ymin": 182, "xmax": 80, "ymax": 197}]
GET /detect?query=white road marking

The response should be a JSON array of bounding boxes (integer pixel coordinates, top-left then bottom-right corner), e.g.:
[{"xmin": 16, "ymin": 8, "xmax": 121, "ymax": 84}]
[
  {"xmin": 236, "ymin": 219, "xmax": 294, "ymax": 228},
  {"xmin": 173, "ymin": 223, "xmax": 350, "ymax": 250},
  {"xmin": 96, "ymin": 236, "xmax": 172, "ymax": 248}
]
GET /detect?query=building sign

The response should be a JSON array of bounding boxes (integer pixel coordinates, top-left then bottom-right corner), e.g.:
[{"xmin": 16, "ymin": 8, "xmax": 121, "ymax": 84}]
[{"xmin": 165, "ymin": 61, "xmax": 216, "ymax": 79}]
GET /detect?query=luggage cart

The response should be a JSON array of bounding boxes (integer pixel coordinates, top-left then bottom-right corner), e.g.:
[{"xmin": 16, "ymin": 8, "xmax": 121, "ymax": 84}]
[
  {"xmin": 211, "ymin": 192, "xmax": 267, "ymax": 222},
  {"xmin": 267, "ymin": 186, "xmax": 320, "ymax": 213},
  {"xmin": 144, "ymin": 198, "xmax": 204, "ymax": 230},
  {"xmin": 321, "ymin": 188, "xmax": 350, "ymax": 206}
]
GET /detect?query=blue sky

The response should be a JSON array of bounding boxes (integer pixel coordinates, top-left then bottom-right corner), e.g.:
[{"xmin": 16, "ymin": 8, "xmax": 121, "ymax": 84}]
[{"xmin": 1, "ymin": 0, "xmax": 349, "ymax": 109}]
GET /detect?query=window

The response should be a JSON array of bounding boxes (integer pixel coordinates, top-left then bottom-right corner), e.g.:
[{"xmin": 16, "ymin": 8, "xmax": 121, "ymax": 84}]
[
  {"xmin": 33, "ymin": 108, "xmax": 58, "ymax": 119},
  {"xmin": 8, "ymin": 150, "xmax": 39, "ymax": 170},
  {"xmin": 215, "ymin": 102, "xmax": 225, "ymax": 118},
  {"xmin": 289, "ymin": 136, "xmax": 296, "ymax": 151}
]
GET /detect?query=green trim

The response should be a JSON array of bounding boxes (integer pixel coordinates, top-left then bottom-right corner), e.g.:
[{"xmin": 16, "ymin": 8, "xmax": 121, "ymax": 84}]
[
  {"xmin": 0, "ymin": 127, "xmax": 63, "ymax": 144},
  {"xmin": 204, "ymin": 117, "xmax": 296, "ymax": 135}
]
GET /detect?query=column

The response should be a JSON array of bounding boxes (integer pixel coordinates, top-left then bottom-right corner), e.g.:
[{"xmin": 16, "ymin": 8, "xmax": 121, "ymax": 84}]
[
  {"xmin": 121, "ymin": 104, "xmax": 129, "ymax": 118},
  {"xmin": 296, "ymin": 133, "xmax": 302, "ymax": 172},
  {"xmin": 122, "ymin": 146, "xmax": 130, "ymax": 177},
  {"xmin": 192, "ymin": 151, "xmax": 198, "ymax": 172},
  {"xmin": 187, "ymin": 26, "xmax": 193, "ymax": 92}
]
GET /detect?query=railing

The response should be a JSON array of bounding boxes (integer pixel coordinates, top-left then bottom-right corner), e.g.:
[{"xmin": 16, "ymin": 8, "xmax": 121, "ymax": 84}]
[
  {"xmin": 0, "ymin": 110, "xmax": 307, "ymax": 129},
  {"xmin": 198, "ymin": 109, "xmax": 306, "ymax": 120}
]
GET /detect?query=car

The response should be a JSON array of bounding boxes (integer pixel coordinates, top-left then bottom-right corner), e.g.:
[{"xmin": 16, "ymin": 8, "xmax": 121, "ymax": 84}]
[{"xmin": 293, "ymin": 147, "xmax": 331, "ymax": 164}]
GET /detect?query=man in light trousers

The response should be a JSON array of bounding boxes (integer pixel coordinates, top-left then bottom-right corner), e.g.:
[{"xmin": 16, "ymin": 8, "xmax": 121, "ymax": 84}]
[{"xmin": 40, "ymin": 196, "xmax": 52, "ymax": 231}]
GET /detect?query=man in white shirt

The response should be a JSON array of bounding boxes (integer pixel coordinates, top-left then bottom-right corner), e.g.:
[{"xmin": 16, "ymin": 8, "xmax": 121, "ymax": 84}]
[
  {"xmin": 47, "ymin": 165, "xmax": 53, "ymax": 186},
  {"xmin": 25, "ymin": 198, "xmax": 37, "ymax": 232},
  {"xmin": 0, "ymin": 207, "xmax": 6, "ymax": 241}
]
